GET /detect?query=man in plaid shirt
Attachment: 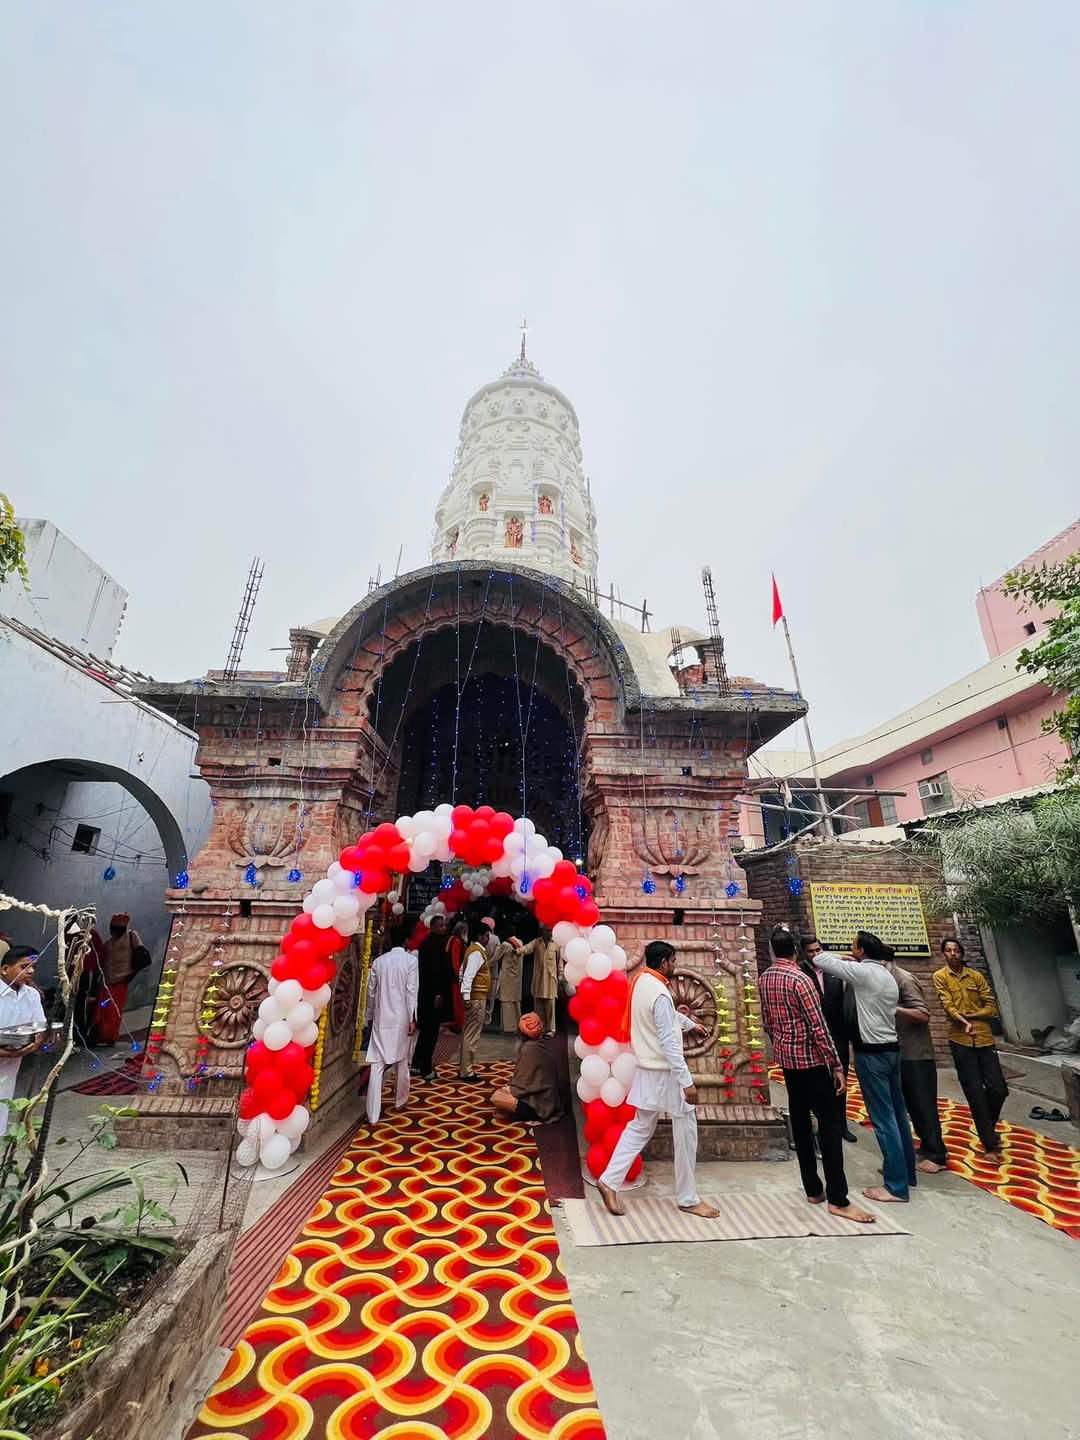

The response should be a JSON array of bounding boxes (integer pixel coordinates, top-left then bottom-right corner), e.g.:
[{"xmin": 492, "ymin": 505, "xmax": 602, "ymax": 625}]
[{"xmin": 759, "ymin": 929, "xmax": 874, "ymax": 1225}]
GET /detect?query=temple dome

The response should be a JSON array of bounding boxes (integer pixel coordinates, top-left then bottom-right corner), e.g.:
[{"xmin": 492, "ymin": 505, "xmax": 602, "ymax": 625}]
[{"xmin": 431, "ymin": 347, "xmax": 599, "ymax": 590}]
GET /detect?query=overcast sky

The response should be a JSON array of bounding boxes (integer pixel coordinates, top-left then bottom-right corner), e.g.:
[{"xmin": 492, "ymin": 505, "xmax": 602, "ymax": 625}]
[{"xmin": 3, "ymin": 3, "xmax": 1077, "ymax": 748}]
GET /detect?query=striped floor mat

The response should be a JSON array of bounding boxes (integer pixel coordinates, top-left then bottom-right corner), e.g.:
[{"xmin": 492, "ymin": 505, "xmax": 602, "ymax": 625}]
[
  {"xmin": 562, "ymin": 1190, "xmax": 909, "ymax": 1247},
  {"xmin": 770, "ymin": 1065, "xmax": 1080, "ymax": 1239},
  {"xmin": 190, "ymin": 1061, "xmax": 606, "ymax": 1440}
]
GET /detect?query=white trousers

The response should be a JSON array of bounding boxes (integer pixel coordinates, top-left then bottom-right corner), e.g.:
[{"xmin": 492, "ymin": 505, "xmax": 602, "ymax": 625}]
[
  {"xmin": 599, "ymin": 1107, "xmax": 701, "ymax": 1208},
  {"xmin": 366, "ymin": 1058, "xmax": 411, "ymax": 1124}
]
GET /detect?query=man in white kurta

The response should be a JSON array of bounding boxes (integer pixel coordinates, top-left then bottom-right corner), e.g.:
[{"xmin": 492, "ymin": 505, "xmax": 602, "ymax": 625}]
[
  {"xmin": 598, "ymin": 940, "xmax": 719, "ymax": 1218},
  {"xmin": 365, "ymin": 928, "xmax": 419, "ymax": 1124},
  {"xmin": 0, "ymin": 946, "xmax": 47, "ymax": 1137}
]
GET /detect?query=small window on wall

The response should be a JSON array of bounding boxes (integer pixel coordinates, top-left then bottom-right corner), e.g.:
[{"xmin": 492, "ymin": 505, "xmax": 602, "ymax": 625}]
[
  {"xmin": 71, "ymin": 825, "xmax": 101, "ymax": 854},
  {"xmin": 920, "ymin": 747, "xmax": 934, "ymax": 766},
  {"xmin": 880, "ymin": 795, "xmax": 898, "ymax": 825},
  {"xmin": 1023, "ymin": 622, "xmax": 1036, "ymax": 636}
]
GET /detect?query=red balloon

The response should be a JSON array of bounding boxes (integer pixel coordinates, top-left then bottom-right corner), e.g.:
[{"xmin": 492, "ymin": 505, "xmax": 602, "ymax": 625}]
[
  {"xmin": 584, "ymin": 1112, "xmax": 609, "ymax": 1144},
  {"xmin": 289, "ymin": 914, "xmax": 317, "ymax": 941},
  {"xmin": 451, "ymin": 804, "xmax": 474, "ymax": 825},
  {"xmin": 585, "ymin": 1143, "xmax": 610, "ymax": 1180},
  {"xmin": 597, "ymin": 996, "xmax": 623, "ymax": 1031},
  {"xmin": 552, "ymin": 859, "xmax": 578, "ymax": 885},
  {"xmin": 585, "ymin": 1098, "xmax": 610, "ymax": 1129},
  {"xmin": 580, "ymin": 1016, "xmax": 604, "ymax": 1048},
  {"xmin": 557, "ymin": 884, "xmax": 578, "ymax": 911},
  {"xmin": 567, "ymin": 994, "xmax": 583, "ymax": 1022},
  {"xmin": 576, "ymin": 875, "xmax": 593, "ymax": 896},
  {"xmin": 578, "ymin": 899, "xmax": 601, "ymax": 927},
  {"xmin": 578, "ymin": 979, "xmax": 604, "ymax": 1013},
  {"xmin": 373, "ymin": 822, "xmax": 401, "ymax": 845},
  {"xmin": 313, "ymin": 928, "xmax": 345, "ymax": 957},
  {"xmin": 339, "ymin": 845, "xmax": 365, "ymax": 872},
  {"xmin": 276, "ymin": 1041, "xmax": 306, "ymax": 1071},
  {"xmin": 492, "ymin": 812, "xmax": 515, "ymax": 836},
  {"xmin": 483, "ymin": 837, "xmax": 504, "ymax": 863},
  {"xmin": 252, "ymin": 1070, "xmax": 280, "ymax": 1103},
  {"xmin": 387, "ymin": 842, "xmax": 411, "ymax": 872},
  {"xmin": 626, "ymin": 1155, "xmax": 643, "ymax": 1182},
  {"xmin": 237, "ymin": 1086, "xmax": 260, "ymax": 1120},
  {"xmin": 468, "ymin": 817, "xmax": 490, "ymax": 838},
  {"xmin": 271, "ymin": 954, "xmax": 298, "ymax": 982},
  {"xmin": 268, "ymin": 1089, "xmax": 296, "ymax": 1121},
  {"xmin": 475, "ymin": 804, "xmax": 495, "ymax": 821},
  {"xmin": 285, "ymin": 939, "xmax": 316, "ymax": 968},
  {"xmin": 608, "ymin": 1102, "xmax": 636, "ymax": 1129},
  {"xmin": 532, "ymin": 877, "xmax": 554, "ymax": 904},
  {"xmin": 605, "ymin": 967, "xmax": 629, "ymax": 992},
  {"xmin": 283, "ymin": 1062, "xmax": 314, "ymax": 1096},
  {"xmin": 358, "ymin": 846, "xmax": 386, "ymax": 871},
  {"xmin": 358, "ymin": 869, "xmax": 386, "ymax": 894},
  {"xmin": 449, "ymin": 828, "xmax": 469, "ymax": 856},
  {"xmin": 245, "ymin": 1041, "xmax": 274, "ymax": 1077},
  {"xmin": 300, "ymin": 962, "xmax": 329, "ymax": 991}
]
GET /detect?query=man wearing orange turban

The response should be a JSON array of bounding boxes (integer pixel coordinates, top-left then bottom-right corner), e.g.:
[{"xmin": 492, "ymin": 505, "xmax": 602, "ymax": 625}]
[{"xmin": 491, "ymin": 1012, "xmax": 563, "ymax": 1123}]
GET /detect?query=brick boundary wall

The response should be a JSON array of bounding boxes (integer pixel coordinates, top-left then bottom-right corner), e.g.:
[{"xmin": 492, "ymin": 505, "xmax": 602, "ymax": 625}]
[{"xmin": 742, "ymin": 840, "xmax": 994, "ymax": 1064}]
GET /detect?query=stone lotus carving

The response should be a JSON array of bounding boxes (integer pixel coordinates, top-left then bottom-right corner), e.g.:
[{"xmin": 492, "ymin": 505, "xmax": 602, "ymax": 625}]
[
  {"xmin": 205, "ymin": 963, "xmax": 268, "ymax": 1046},
  {"xmin": 226, "ymin": 800, "xmax": 306, "ymax": 870},
  {"xmin": 668, "ymin": 970, "xmax": 717, "ymax": 1057},
  {"xmin": 634, "ymin": 807, "xmax": 717, "ymax": 878},
  {"xmin": 330, "ymin": 953, "xmax": 359, "ymax": 1034}
]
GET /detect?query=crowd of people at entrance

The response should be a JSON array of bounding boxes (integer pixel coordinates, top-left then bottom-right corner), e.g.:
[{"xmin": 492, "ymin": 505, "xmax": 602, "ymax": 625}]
[{"xmin": 360, "ymin": 905, "xmax": 1014, "ymax": 1228}]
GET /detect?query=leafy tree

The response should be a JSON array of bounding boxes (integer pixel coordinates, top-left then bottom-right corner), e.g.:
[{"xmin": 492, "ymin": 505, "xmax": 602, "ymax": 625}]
[
  {"xmin": 0, "ymin": 493, "xmax": 30, "ymax": 592},
  {"xmin": 919, "ymin": 791, "xmax": 1080, "ymax": 930},
  {"xmin": 1005, "ymin": 547, "xmax": 1080, "ymax": 782}
]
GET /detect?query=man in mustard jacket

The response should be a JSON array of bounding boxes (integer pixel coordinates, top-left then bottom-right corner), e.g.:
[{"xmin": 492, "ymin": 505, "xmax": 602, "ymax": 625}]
[{"xmin": 932, "ymin": 938, "xmax": 1009, "ymax": 1155}]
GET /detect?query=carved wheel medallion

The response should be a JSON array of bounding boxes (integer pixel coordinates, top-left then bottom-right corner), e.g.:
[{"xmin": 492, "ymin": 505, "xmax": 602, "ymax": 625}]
[
  {"xmin": 205, "ymin": 964, "xmax": 269, "ymax": 1048},
  {"xmin": 668, "ymin": 970, "xmax": 718, "ymax": 1057},
  {"xmin": 330, "ymin": 954, "xmax": 359, "ymax": 1034}
]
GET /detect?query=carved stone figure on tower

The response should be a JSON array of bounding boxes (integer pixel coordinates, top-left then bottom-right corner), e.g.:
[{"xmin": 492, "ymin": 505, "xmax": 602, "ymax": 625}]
[
  {"xmin": 505, "ymin": 516, "xmax": 524, "ymax": 549},
  {"xmin": 478, "ymin": 492, "xmax": 489, "ymax": 513},
  {"xmin": 538, "ymin": 494, "xmax": 554, "ymax": 516}
]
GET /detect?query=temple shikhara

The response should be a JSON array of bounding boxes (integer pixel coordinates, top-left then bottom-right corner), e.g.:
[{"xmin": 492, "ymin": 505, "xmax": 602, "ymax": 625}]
[{"xmin": 125, "ymin": 345, "xmax": 806, "ymax": 1157}]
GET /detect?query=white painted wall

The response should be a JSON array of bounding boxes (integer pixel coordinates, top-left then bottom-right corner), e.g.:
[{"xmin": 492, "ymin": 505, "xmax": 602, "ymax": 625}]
[
  {"xmin": 0, "ymin": 519, "xmax": 128, "ymax": 658},
  {"xmin": 0, "ymin": 620, "xmax": 212, "ymax": 999},
  {"xmin": 981, "ymin": 925, "xmax": 1069, "ymax": 1043}
]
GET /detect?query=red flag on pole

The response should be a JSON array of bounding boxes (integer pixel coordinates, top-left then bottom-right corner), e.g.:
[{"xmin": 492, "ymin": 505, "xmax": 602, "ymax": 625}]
[{"xmin": 771, "ymin": 574, "xmax": 784, "ymax": 627}]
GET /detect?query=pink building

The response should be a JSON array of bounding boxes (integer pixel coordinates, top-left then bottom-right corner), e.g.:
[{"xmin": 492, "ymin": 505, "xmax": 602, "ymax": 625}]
[{"xmin": 744, "ymin": 519, "xmax": 1078, "ymax": 846}]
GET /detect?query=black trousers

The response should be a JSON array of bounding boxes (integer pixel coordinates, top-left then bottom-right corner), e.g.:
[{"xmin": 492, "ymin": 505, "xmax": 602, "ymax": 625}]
[
  {"xmin": 785, "ymin": 1065, "xmax": 849, "ymax": 1207},
  {"xmin": 950, "ymin": 1042, "xmax": 1009, "ymax": 1150},
  {"xmin": 900, "ymin": 1057, "xmax": 948, "ymax": 1165},
  {"xmin": 412, "ymin": 1007, "xmax": 441, "ymax": 1076}
]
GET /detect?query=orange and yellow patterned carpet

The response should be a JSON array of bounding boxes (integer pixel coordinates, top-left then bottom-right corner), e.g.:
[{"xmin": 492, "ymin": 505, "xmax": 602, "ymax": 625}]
[
  {"xmin": 189, "ymin": 1061, "xmax": 607, "ymax": 1440},
  {"xmin": 769, "ymin": 1065, "xmax": 1080, "ymax": 1239}
]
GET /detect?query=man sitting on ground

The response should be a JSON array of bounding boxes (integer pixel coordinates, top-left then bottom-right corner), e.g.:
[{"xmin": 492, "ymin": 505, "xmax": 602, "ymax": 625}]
[{"xmin": 491, "ymin": 1012, "xmax": 565, "ymax": 1124}]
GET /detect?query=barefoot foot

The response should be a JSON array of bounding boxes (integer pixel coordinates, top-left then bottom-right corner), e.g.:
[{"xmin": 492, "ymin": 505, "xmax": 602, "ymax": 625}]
[
  {"xmin": 679, "ymin": 1201, "xmax": 721, "ymax": 1219},
  {"xmin": 806, "ymin": 1193, "xmax": 825, "ymax": 1205},
  {"xmin": 597, "ymin": 1179, "xmax": 625, "ymax": 1216},
  {"xmin": 828, "ymin": 1202, "xmax": 876, "ymax": 1224},
  {"xmin": 916, "ymin": 1159, "xmax": 946, "ymax": 1174},
  {"xmin": 862, "ymin": 1186, "xmax": 909, "ymax": 1203}
]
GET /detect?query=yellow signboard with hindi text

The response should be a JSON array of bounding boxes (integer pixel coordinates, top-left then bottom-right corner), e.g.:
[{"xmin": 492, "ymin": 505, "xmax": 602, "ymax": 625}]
[{"xmin": 809, "ymin": 882, "xmax": 931, "ymax": 958}]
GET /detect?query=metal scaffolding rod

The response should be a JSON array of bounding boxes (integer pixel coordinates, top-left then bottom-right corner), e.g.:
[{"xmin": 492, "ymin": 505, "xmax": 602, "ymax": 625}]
[
  {"xmin": 700, "ymin": 565, "xmax": 730, "ymax": 692},
  {"xmin": 223, "ymin": 556, "xmax": 264, "ymax": 681}
]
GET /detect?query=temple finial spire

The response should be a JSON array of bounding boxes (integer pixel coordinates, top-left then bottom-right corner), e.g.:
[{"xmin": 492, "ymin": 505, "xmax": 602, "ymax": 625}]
[{"xmin": 519, "ymin": 316, "xmax": 528, "ymax": 362}]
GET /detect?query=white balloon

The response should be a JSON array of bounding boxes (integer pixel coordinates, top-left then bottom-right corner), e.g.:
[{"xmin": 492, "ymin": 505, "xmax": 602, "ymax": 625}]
[
  {"xmin": 533, "ymin": 853, "xmax": 555, "ymax": 879},
  {"xmin": 586, "ymin": 951, "xmax": 612, "ymax": 982},
  {"xmin": 590, "ymin": 925, "xmax": 617, "ymax": 954},
  {"xmin": 334, "ymin": 916, "xmax": 361, "ymax": 936},
  {"xmin": 598, "ymin": 1037, "xmax": 621, "ymax": 1063},
  {"xmin": 286, "ymin": 1002, "xmax": 315, "ymax": 1032},
  {"xmin": 413, "ymin": 831, "xmax": 437, "ymax": 857},
  {"xmin": 573, "ymin": 1034, "xmax": 594, "ymax": 1059},
  {"xmin": 252, "ymin": 1017, "xmax": 267, "ymax": 1040},
  {"xmin": 256, "ymin": 1113, "xmax": 277, "ymax": 1142},
  {"xmin": 277, "ymin": 1104, "xmax": 311, "ymax": 1140},
  {"xmin": 504, "ymin": 832, "xmax": 526, "ymax": 856},
  {"xmin": 260, "ymin": 1133, "xmax": 291, "ymax": 1171},
  {"xmin": 276, "ymin": 979, "xmax": 303, "ymax": 1009},
  {"xmin": 611, "ymin": 1051, "xmax": 638, "ymax": 1088},
  {"xmin": 263, "ymin": 1020, "xmax": 292, "ymax": 1051},
  {"xmin": 333, "ymin": 893, "xmax": 360, "ymax": 920},
  {"xmin": 491, "ymin": 855, "xmax": 512, "ymax": 877},
  {"xmin": 414, "ymin": 810, "xmax": 436, "ymax": 830},
  {"xmin": 289, "ymin": 1135, "xmax": 303, "ymax": 1153},
  {"xmin": 302, "ymin": 983, "xmax": 332, "ymax": 1012},
  {"xmin": 391, "ymin": 902, "xmax": 405, "ymax": 915},
  {"xmin": 258, "ymin": 995, "xmax": 284, "ymax": 1024},
  {"xmin": 514, "ymin": 817, "xmax": 537, "ymax": 838},
  {"xmin": 510, "ymin": 855, "xmax": 526, "ymax": 879},
  {"xmin": 547, "ymin": 847, "xmax": 564, "ymax": 864},
  {"xmin": 564, "ymin": 937, "xmax": 591, "ymax": 967},
  {"xmin": 576, "ymin": 1075, "xmax": 600, "ymax": 1104},
  {"xmin": 563, "ymin": 961, "xmax": 587, "ymax": 989},
  {"xmin": 552, "ymin": 921, "xmax": 578, "ymax": 948},
  {"xmin": 295, "ymin": 1021, "xmax": 320, "ymax": 1047},
  {"xmin": 267, "ymin": 977, "xmax": 279, "ymax": 994},
  {"xmin": 395, "ymin": 815, "xmax": 417, "ymax": 839},
  {"xmin": 356, "ymin": 891, "xmax": 377, "ymax": 912},
  {"xmin": 313, "ymin": 904, "xmax": 335, "ymax": 929},
  {"xmin": 311, "ymin": 878, "xmax": 337, "ymax": 906},
  {"xmin": 609, "ymin": 945, "xmax": 628, "ymax": 971},
  {"xmin": 235, "ymin": 1136, "xmax": 258, "ymax": 1167},
  {"xmin": 434, "ymin": 803, "xmax": 453, "ymax": 818},
  {"xmin": 580, "ymin": 1055, "xmax": 610, "ymax": 1087},
  {"xmin": 327, "ymin": 860, "xmax": 345, "ymax": 880},
  {"xmin": 600, "ymin": 1077, "xmax": 627, "ymax": 1107},
  {"xmin": 302, "ymin": 894, "xmax": 316, "ymax": 914},
  {"xmin": 387, "ymin": 889, "xmax": 401, "ymax": 903},
  {"xmin": 331, "ymin": 867, "xmax": 355, "ymax": 893}
]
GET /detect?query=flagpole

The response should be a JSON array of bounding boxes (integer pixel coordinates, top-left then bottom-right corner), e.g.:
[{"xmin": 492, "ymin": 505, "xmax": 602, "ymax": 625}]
[{"xmin": 776, "ymin": 600, "xmax": 832, "ymax": 838}]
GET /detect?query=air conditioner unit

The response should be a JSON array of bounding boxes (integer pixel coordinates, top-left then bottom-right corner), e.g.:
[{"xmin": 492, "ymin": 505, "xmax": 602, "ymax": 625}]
[{"xmin": 918, "ymin": 780, "xmax": 945, "ymax": 800}]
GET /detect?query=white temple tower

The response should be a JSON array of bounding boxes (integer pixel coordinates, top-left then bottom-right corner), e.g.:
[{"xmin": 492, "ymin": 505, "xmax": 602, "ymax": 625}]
[{"xmin": 431, "ymin": 341, "xmax": 599, "ymax": 591}]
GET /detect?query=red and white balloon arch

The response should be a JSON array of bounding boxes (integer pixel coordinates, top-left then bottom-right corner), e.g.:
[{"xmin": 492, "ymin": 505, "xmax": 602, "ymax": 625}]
[{"xmin": 235, "ymin": 803, "xmax": 641, "ymax": 1179}]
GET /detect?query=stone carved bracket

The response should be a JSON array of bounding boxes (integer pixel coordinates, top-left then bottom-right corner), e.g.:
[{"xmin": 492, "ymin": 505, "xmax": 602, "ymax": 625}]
[
  {"xmin": 202, "ymin": 962, "xmax": 269, "ymax": 1049},
  {"xmin": 633, "ymin": 807, "xmax": 720, "ymax": 877},
  {"xmin": 226, "ymin": 800, "xmax": 307, "ymax": 869}
]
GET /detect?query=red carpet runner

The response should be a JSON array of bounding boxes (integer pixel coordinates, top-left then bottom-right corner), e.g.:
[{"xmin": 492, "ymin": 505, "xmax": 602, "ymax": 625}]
[
  {"xmin": 189, "ymin": 1061, "xmax": 607, "ymax": 1440},
  {"xmin": 770, "ymin": 1066, "xmax": 1080, "ymax": 1239}
]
